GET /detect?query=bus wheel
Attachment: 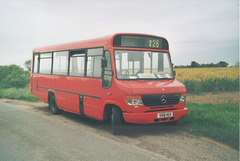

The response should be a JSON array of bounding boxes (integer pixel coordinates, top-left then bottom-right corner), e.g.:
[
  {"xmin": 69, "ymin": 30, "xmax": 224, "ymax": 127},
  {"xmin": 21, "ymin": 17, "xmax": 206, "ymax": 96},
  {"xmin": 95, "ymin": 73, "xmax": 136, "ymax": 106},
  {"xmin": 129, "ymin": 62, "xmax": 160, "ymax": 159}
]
[
  {"xmin": 49, "ymin": 95, "xmax": 59, "ymax": 115},
  {"xmin": 111, "ymin": 107, "xmax": 123, "ymax": 135}
]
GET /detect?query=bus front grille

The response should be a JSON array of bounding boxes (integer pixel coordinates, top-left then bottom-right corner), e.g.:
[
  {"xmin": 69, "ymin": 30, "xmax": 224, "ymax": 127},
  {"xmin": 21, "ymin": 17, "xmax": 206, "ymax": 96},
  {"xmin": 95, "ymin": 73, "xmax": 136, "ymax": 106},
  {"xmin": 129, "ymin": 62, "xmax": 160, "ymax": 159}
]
[{"xmin": 141, "ymin": 93, "xmax": 181, "ymax": 107}]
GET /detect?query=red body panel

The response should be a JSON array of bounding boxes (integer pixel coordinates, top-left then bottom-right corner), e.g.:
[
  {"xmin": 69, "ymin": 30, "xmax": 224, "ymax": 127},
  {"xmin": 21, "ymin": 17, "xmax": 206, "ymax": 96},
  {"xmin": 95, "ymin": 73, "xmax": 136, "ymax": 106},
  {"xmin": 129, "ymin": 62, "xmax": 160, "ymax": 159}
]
[
  {"xmin": 33, "ymin": 74, "xmax": 105, "ymax": 120},
  {"xmin": 31, "ymin": 33, "xmax": 188, "ymax": 124}
]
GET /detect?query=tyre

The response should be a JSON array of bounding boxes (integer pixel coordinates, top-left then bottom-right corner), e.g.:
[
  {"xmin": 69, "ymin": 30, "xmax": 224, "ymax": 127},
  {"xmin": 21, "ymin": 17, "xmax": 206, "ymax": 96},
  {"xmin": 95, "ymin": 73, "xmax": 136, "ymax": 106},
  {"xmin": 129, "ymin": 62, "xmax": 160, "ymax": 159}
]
[
  {"xmin": 49, "ymin": 95, "xmax": 59, "ymax": 115},
  {"xmin": 111, "ymin": 107, "xmax": 123, "ymax": 135}
]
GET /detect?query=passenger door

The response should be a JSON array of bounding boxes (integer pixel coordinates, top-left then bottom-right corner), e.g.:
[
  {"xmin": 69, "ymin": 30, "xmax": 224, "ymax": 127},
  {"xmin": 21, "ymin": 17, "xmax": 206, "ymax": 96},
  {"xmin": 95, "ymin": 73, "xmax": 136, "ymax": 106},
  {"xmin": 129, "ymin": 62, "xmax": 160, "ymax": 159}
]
[{"xmin": 83, "ymin": 48, "xmax": 104, "ymax": 119}]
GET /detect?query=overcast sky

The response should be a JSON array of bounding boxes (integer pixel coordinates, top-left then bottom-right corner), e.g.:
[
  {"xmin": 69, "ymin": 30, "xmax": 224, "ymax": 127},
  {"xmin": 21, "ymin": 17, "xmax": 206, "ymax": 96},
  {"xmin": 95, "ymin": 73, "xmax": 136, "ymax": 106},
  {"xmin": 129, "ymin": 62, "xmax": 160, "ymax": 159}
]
[{"xmin": 0, "ymin": 0, "xmax": 238, "ymax": 68}]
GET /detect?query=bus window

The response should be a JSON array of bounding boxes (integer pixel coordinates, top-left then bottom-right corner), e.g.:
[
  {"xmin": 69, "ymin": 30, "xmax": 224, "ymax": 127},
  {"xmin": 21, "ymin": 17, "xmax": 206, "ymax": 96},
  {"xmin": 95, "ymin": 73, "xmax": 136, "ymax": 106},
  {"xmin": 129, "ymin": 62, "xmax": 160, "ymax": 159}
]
[
  {"xmin": 86, "ymin": 48, "xmax": 103, "ymax": 77},
  {"xmin": 53, "ymin": 51, "xmax": 69, "ymax": 75},
  {"xmin": 33, "ymin": 54, "xmax": 39, "ymax": 73},
  {"xmin": 114, "ymin": 50, "xmax": 173, "ymax": 80},
  {"xmin": 69, "ymin": 50, "xmax": 85, "ymax": 76},
  {"xmin": 39, "ymin": 53, "xmax": 52, "ymax": 74}
]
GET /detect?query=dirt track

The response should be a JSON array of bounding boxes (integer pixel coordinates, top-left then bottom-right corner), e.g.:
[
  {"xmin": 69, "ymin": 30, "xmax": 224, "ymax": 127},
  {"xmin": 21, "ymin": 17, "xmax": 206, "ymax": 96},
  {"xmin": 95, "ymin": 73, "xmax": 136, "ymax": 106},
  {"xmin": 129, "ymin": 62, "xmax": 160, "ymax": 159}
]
[
  {"xmin": 0, "ymin": 99, "xmax": 239, "ymax": 161},
  {"xmin": 187, "ymin": 92, "xmax": 239, "ymax": 105}
]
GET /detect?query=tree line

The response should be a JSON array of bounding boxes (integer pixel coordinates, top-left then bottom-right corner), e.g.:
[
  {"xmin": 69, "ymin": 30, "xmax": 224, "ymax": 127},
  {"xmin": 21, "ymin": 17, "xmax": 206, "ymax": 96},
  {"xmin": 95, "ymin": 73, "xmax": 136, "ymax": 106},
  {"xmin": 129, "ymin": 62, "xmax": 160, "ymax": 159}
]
[{"xmin": 174, "ymin": 61, "xmax": 233, "ymax": 68}]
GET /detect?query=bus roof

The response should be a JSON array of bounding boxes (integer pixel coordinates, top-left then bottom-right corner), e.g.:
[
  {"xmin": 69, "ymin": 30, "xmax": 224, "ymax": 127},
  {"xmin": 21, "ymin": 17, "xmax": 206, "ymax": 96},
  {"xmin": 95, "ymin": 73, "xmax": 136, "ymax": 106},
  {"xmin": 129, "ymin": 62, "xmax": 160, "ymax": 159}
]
[{"xmin": 33, "ymin": 33, "xmax": 167, "ymax": 53}]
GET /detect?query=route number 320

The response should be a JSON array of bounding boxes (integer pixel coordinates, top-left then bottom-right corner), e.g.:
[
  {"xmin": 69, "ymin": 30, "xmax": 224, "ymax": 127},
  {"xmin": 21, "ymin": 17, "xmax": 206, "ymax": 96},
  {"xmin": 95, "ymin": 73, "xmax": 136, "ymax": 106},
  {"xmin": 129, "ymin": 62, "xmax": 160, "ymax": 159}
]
[{"xmin": 149, "ymin": 40, "xmax": 159, "ymax": 48}]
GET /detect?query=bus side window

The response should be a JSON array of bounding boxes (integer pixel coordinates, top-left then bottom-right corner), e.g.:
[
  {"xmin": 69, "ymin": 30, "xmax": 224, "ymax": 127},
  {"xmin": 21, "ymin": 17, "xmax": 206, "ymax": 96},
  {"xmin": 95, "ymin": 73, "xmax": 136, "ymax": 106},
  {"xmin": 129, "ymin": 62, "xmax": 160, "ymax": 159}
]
[
  {"xmin": 39, "ymin": 53, "xmax": 52, "ymax": 74},
  {"xmin": 69, "ymin": 50, "xmax": 85, "ymax": 76},
  {"xmin": 53, "ymin": 51, "xmax": 69, "ymax": 75},
  {"xmin": 86, "ymin": 48, "xmax": 103, "ymax": 78},
  {"xmin": 33, "ymin": 54, "xmax": 39, "ymax": 73}
]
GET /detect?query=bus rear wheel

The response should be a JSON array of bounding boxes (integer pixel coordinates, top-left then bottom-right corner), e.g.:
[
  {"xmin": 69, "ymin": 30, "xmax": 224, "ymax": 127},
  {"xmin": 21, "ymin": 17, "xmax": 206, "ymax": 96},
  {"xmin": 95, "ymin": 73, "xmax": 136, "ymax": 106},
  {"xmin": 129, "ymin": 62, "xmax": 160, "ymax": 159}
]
[
  {"xmin": 49, "ymin": 95, "xmax": 59, "ymax": 115},
  {"xmin": 111, "ymin": 107, "xmax": 123, "ymax": 135}
]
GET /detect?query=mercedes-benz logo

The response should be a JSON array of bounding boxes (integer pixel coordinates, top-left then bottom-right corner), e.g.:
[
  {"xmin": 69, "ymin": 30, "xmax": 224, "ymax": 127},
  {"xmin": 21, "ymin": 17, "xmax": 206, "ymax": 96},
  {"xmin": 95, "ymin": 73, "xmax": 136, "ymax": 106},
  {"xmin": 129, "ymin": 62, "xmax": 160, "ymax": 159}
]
[{"xmin": 160, "ymin": 95, "xmax": 167, "ymax": 104}]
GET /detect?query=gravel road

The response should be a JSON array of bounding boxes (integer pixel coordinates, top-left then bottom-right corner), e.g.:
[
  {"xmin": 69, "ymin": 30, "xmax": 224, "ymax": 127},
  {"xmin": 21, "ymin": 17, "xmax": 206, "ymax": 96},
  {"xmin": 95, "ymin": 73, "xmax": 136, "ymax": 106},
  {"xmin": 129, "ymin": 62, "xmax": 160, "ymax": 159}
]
[{"xmin": 0, "ymin": 99, "xmax": 238, "ymax": 161}]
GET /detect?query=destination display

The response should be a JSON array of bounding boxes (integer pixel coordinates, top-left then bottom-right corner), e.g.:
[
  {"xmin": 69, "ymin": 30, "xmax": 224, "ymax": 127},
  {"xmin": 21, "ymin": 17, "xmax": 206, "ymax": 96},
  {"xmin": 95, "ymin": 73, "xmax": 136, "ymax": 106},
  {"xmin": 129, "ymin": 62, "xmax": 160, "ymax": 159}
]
[{"xmin": 113, "ymin": 35, "xmax": 168, "ymax": 50}]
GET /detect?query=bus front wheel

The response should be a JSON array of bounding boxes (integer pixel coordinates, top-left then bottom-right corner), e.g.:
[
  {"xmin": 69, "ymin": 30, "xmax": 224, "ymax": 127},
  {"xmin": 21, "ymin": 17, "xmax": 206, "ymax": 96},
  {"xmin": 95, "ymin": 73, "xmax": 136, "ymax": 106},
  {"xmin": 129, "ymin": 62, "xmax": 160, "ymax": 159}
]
[
  {"xmin": 111, "ymin": 107, "xmax": 123, "ymax": 135},
  {"xmin": 49, "ymin": 95, "xmax": 59, "ymax": 115}
]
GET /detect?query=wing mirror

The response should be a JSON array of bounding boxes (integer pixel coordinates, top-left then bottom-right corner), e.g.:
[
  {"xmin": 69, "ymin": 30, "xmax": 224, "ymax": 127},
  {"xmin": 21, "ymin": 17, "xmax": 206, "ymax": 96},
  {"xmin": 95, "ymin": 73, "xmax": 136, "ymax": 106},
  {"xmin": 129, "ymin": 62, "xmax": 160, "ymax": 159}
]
[{"xmin": 101, "ymin": 57, "xmax": 107, "ymax": 68}]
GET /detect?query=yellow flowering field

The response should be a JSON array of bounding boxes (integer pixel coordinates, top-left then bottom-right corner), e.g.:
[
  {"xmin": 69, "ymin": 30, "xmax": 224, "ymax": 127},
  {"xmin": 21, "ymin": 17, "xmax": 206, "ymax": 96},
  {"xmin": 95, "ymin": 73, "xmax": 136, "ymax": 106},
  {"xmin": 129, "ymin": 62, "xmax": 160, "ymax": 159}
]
[
  {"xmin": 174, "ymin": 67, "xmax": 239, "ymax": 93},
  {"xmin": 175, "ymin": 67, "xmax": 239, "ymax": 82}
]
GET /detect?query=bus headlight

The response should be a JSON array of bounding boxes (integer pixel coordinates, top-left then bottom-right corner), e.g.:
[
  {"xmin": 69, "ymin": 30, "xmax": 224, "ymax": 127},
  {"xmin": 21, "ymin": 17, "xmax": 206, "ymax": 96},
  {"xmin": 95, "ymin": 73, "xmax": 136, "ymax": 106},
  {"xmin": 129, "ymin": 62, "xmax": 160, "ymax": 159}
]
[
  {"xmin": 179, "ymin": 95, "xmax": 186, "ymax": 102},
  {"xmin": 126, "ymin": 96, "xmax": 143, "ymax": 105}
]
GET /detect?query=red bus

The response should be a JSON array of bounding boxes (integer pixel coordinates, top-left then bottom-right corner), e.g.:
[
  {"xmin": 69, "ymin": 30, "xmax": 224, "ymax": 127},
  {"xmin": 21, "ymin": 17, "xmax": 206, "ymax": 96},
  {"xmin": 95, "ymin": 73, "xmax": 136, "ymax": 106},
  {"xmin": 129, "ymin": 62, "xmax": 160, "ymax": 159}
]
[{"xmin": 31, "ymin": 33, "xmax": 188, "ymax": 134}]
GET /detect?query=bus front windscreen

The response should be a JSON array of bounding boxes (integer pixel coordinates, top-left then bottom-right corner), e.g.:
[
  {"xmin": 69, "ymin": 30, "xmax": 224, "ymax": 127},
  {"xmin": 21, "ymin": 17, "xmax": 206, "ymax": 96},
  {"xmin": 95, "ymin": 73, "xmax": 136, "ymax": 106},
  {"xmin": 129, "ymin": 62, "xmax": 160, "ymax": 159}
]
[{"xmin": 114, "ymin": 50, "xmax": 174, "ymax": 80}]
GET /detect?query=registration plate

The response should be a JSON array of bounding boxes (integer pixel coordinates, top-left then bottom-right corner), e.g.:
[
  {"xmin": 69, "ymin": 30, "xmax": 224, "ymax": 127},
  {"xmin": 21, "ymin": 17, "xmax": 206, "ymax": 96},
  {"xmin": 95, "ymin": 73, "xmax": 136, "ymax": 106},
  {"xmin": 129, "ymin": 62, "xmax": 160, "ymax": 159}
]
[{"xmin": 157, "ymin": 112, "xmax": 173, "ymax": 118}]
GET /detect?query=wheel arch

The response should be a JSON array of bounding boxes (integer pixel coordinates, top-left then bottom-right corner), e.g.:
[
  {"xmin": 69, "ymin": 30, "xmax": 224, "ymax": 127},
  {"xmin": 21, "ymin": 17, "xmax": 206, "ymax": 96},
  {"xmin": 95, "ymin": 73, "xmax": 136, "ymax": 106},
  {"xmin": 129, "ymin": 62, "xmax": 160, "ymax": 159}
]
[{"xmin": 103, "ymin": 103, "xmax": 123, "ymax": 121}]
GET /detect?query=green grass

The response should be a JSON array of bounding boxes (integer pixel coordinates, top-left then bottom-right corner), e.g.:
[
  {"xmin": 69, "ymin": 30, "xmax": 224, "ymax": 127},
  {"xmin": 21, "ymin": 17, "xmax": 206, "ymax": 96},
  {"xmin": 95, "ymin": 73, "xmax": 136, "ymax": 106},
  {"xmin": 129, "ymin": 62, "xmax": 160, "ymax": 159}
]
[
  {"xmin": 0, "ymin": 85, "xmax": 39, "ymax": 102},
  {"xmin": 183, "ymin": 78, "xmax": 239, "ymax": 94},
  {"xmin": 179, "ymin": 102, "xmax": 239, "ymax": 150}
]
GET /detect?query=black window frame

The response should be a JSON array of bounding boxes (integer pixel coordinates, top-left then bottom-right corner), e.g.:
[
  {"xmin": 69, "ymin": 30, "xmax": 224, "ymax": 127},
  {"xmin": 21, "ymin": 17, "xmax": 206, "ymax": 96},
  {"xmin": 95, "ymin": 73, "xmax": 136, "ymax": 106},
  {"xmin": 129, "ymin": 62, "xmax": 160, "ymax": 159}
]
[{"xmin": 32, "ymin": 47, "xmax": 104, "ymax": 79}]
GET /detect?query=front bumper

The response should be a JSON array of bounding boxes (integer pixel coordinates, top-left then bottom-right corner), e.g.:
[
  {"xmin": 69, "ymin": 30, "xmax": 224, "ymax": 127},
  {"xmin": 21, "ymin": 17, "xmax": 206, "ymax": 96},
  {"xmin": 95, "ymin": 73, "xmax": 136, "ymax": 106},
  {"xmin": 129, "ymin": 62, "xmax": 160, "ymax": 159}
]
[{"xmin": 123, "ymin": 108, "xmax": 188, "ymax": 124}]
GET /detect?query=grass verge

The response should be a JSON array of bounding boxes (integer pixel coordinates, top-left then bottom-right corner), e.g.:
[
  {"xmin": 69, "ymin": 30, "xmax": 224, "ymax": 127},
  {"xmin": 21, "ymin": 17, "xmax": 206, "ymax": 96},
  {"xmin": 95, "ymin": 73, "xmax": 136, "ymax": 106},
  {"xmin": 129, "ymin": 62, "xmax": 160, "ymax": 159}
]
[
  {"xmin": 0, "ymin": 85, "xmax": 39, "ymax": 102},
  {"xmin": 179, "ymin": 102, "xmax": 239, "ymax": 150}
]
